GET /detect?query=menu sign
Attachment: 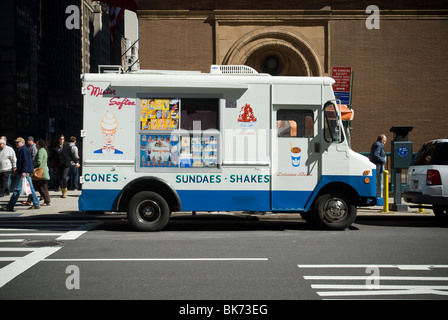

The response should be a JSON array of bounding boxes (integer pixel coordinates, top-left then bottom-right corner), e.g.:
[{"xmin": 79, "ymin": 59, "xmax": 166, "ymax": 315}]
[
  {"xmin": 140, "ymin": 99, "xmax": 179, "ymax": 131},
  {"xmin": 140, "ymin": 134, "xmax": 179, "ymax": 167}
]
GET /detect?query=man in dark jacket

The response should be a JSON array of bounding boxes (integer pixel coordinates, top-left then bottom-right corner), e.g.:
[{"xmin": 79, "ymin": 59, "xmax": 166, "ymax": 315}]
[
  {"xmin": 369, "ymin": 134, "xmax": 387, "ymax": 198},
  {"xmin": 1, "ymin": 137, "xmax": 40, "ymax": 211}
]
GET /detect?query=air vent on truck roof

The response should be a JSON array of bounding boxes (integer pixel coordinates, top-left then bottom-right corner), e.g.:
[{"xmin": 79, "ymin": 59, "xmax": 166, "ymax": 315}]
[{"xmin": 210, "ymin": 65, "xmax": 259, "ymax": 75}]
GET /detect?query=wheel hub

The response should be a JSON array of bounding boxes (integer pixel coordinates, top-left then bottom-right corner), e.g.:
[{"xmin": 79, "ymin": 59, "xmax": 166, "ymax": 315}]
[
  {"xmin": 137, "ymin": 200, "xmax": 160, "ymax": 221},
  {"xmin": 324, "ymin": 198, "xmax": 348, "ymax": 222}
]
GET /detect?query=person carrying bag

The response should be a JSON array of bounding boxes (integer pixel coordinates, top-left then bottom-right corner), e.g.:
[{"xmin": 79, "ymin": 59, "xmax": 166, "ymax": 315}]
[{"xmin": 33, "ymin": 139, "xmax": 51, "ymax": 205}]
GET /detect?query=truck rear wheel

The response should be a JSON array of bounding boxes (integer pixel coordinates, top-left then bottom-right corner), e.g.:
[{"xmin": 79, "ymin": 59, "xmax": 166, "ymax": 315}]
[
  {"xmin": 433, "ymin": 205, "xmax": 448, "ymax": 220},
  {"xmin": 127, "ymin": 191, "xmax": 170, "ymax": 231},
  {"xmin": 312, "ymin": 193, "xmax": 356, "ymax": 230}
]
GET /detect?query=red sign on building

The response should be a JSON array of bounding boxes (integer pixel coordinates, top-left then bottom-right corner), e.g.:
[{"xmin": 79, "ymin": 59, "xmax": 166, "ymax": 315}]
[
  {"xmin": 331, "ymin": 67, "xmax": 352, "ymax": 105},
  {"xmin": 331, "ymin": 67, "xmax": 352, "ymax": 92}
]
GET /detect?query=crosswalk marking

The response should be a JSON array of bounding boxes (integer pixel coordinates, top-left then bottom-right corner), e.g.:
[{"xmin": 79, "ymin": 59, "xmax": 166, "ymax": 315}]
[
  {"xmin": 0, "ymin": 220, "xmax": 100, "ymax": 288},
  {"xmin": 298, "ymin": 264, "xmax": 448, "ymax": 299}
]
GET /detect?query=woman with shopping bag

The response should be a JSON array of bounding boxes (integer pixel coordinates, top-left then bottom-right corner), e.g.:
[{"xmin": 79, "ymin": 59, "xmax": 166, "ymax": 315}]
[{"xmin": 1, "ymin": 137, "xmax": 40, "ymax": 211}]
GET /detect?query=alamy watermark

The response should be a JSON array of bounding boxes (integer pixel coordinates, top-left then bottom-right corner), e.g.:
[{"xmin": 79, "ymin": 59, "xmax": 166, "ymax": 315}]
[
  {"xmin": 65, "ymin": 265, "xmax": 80, "ymax": 290},
  {"xmin": 366, "ymin": 5, "xmax": 380, "ymax": 29},
  {"xmin": 365, "ymin": 266, "xmax": 380, "ymax": 289},
  {"xmin": 65, "ymin": 4, "xmax": 380, "ymax": 31},
  {"xmin": 65, "ymin": 5, "xmax": 80, "ymax": 30}
]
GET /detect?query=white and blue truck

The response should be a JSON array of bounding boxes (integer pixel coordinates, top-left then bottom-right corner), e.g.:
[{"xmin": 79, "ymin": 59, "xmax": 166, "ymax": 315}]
[{"xmin": 79, "ymin": 65, "xmax": 376, "ymax": 231}]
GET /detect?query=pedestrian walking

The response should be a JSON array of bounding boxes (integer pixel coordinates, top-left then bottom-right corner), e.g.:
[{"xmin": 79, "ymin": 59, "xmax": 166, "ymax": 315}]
[
  {"xmin": 33, "ymin": 139, "xmax": 51, "ymax": 206},
  {"xmin": 1, "ymin": 137, "xmax": 40, "ymax": 211},
  {"xmin": 68, "ymin": 136, "xmax": 80, "ymax": 190},
  {"xmin": 52, "ymin": 134, "xmax": 75, "ymax": 198},
  {"xmin": 0, "ymin": 138, "xmax": 17, "ymax": 197},
  {"xmin": 27, "ymin": 136, "xmax": 38, "ymax": 159},
  {"xmin": 369, "ymin": 134, "xmax": 387, "ymax": 198}
]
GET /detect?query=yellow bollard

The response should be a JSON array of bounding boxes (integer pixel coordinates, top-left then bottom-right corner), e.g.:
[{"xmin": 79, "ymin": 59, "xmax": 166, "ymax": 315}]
[
  {"xmin": 416, "ymin": 204, "xmax": 430, "ymax": 214},
  {"xmin": 381, "ymin": 170, "xmax": 391, "ymax": 213}
]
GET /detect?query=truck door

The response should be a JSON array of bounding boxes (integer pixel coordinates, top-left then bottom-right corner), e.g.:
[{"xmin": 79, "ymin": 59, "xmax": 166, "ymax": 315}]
[{"xmin": 271, "ymin": 105, "xmax": 321, "ymax": 211}]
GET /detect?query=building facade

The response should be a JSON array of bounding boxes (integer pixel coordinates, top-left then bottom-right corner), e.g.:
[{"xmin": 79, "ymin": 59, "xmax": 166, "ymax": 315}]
[
  {"xmin": 0, "ymin": 0, "xmax": 114, "ymax": 141},
  {"xmin": 135, "ymin": 0, "xmax": 448, "ymax": 153}
]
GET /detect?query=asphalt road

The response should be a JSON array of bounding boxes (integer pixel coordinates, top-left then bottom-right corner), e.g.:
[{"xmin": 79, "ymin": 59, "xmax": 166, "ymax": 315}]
[{"xmin": 1, "ymin": 191, "xmax": 447, "ymax": 310}]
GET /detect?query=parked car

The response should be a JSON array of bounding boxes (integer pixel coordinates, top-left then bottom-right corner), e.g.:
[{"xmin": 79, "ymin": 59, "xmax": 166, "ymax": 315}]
[{"xmin": 403, "ymin": 139, "xmax": 448, "ymax": 219}]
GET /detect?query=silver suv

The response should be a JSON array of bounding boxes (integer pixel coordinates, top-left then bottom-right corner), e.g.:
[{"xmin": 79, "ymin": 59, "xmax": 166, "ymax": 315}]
[{"xmin": 403, "ymin": 139, "xmax": 448, "ymax": 219}]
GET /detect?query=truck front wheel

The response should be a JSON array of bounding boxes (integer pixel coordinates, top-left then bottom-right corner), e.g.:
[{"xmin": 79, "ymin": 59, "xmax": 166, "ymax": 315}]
[
  {"xmin": 127, "ymin": 191, "xmax": 170, "ymax": 231},
  {"xmin": 312, "ymin": 193, "xmax": 356, "ymax": 230}
]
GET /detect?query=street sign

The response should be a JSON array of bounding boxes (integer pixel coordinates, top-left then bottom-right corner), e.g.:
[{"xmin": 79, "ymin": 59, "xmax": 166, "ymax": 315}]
[{"xmin": 331, "ymin": 67, "xmax": 352, "ymax": 105}]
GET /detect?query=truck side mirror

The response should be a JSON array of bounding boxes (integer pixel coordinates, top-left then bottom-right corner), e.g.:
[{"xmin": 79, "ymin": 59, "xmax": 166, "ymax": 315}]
[{"xmin": 324, "ymin": 102, "xmax": 342, "ymax": 143}]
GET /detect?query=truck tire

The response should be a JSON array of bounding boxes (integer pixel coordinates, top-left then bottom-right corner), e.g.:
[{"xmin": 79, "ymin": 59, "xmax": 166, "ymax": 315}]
[
  {"xmin": 312, "ymin": 193, "xmax": 356, "ymax": 230},
  {"xmin": 433, "ymin": 205, "xmax": 448, "ymax": 220},
  {"xmin": 127, "ymin": 191, "xmax": 170, "ymax": 231}
]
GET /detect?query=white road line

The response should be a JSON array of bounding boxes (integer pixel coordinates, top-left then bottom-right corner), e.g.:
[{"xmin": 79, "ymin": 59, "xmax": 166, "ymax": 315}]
[
  {"xmin": 304, "ymin": 276, "xmax": 448, "ymax": 281},
  {"xmin": 56, "ymin": 222, "xmax": 102, "ymax": 240},
  {"xmin": 298, "ymin": 264, "xmax": 448, "ymax": 270},
  {"xmin": 0, "ymin": 239, "xmax": 24, "ymax": 243},
  {"xmin": 312, "ymin": 284, "xmax": 448, "ymax": 289},
  {"xmin": 0, "ymin": 247, "xmax": 61, "ymax": 288},
  {"xmin": 316, "ymin": 288, "xmax": 448, "ymax": 297},
  {"xmin": 298, "ymin": 264, "xmax": 448, "ymax": 298},
  {"xmin": 44, "ymin": 258, "xmax": 269, "ymax": 262},
  {"xmin": 0, "ymin": 233, "xmax": 64, "ymax": 237},
  {"xmin": 0, "ymin": 222, "xmax": 101, "ymax": 288},
  {"xmin": 0, "ymin": 248, "xmax": 35, "ymax": 251}
]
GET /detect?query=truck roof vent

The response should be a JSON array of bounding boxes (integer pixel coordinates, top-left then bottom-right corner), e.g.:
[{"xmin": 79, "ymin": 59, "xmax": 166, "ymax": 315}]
[
  {"xmin": 210, "ymin": 65, "xmax": 259, "ymax": 75},
  {"xmin": 98, "ymin": 65, "xmax": 124, "ymax": 73}
]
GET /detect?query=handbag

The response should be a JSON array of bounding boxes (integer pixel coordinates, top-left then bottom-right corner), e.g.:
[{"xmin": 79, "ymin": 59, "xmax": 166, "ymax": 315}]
[{"xmin": 31, "ymin": 167, "xmax": 44, "ymax": 180}]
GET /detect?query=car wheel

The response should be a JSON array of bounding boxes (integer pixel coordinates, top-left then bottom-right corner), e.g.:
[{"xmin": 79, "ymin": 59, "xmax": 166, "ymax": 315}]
[
  {"xmin": 127, "ymin": 191, "xmax": 170, "ymax": 231},
  {"xmin": 433, "ymin": 205, "xmax": 448, "ymax": 220},
  {"xmin": 313, "ymin": 193, "xmax": 357, "ymax": 230}
]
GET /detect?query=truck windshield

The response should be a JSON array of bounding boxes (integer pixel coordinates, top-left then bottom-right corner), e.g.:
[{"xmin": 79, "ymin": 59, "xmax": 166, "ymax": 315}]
[{"xmin": 324, "ymin": 102, "xmax": 342, "ymax": 142}]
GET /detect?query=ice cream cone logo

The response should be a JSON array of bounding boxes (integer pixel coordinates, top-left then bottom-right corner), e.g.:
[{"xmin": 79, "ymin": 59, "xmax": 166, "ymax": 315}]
[{"xmin": 94, "ymin": 111, "xmax": 123, "ymax": 154}]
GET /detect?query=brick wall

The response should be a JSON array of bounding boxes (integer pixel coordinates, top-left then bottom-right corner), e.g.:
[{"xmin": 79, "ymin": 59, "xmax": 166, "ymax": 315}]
[
  {"xmin": 139, "ymin": 19, "xmax": 214, "ymax": 73},
  {"xmin": 136, "ymin": 0, "xmax": 448, "ymax": 152},
  {"xmin": 330, "ymin": 19, "xmax": 448, "ymax": 152}
]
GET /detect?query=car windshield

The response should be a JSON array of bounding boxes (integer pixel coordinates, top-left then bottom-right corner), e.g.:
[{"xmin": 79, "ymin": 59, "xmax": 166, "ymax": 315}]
[{"xmin": 413, "ymin": 141, "xmax": 448, "ymax": 165}]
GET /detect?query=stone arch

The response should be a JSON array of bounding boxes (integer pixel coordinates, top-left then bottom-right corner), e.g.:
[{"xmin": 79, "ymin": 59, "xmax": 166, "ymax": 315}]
[{"xmin": 222, "ymin": 27, "xmax": 323, "ymax": 76}]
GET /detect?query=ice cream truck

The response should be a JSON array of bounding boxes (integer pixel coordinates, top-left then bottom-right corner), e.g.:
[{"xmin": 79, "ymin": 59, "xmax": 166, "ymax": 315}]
[{"xmin": 79, "ymin": 65, "xmax": 376, "ymax": 231}]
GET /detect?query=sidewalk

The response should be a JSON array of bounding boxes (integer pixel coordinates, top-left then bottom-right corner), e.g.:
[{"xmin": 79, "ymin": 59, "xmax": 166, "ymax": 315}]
[
  {"xmin": 0, "ymin": 191, "xmax": 433, "ymax": 219},
  {"xmin": 0, "ymin": 190, "xmax": 83, "ymax": 218}
]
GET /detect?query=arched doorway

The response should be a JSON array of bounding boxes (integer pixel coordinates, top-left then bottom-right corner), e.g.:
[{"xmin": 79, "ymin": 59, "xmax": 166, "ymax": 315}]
[{"xmin": 222, "ymin": 27, "xmax": 322, "ymax": 76}]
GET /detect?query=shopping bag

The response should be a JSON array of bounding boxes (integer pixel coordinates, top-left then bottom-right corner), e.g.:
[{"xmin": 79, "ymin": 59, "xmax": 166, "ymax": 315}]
[{"xmin": 21, "ymin": 177, "xmax": 32, "ymax": 196}]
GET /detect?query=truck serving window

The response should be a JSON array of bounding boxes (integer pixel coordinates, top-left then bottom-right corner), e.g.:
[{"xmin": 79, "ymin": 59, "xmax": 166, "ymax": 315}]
[
  {"xmin": 180, "ymin": 99, "xmax": 219, "ymax": 130},
  {"xmin": 276, "ymin": 109, "xmax": 314, "ymax": 138},
  {"xmin": 138, "ymin": 98, "xmax": 219, "ymax": 169}
]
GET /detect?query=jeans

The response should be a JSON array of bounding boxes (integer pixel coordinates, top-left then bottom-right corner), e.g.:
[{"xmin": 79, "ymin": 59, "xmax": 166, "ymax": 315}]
[
  {"xmin": 7, "ymin": 173, "xmax": 40, "ymax": 208},
  {"xmin": 376, "ymin": 164, "xmax": 384, "ymax": 198}
]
